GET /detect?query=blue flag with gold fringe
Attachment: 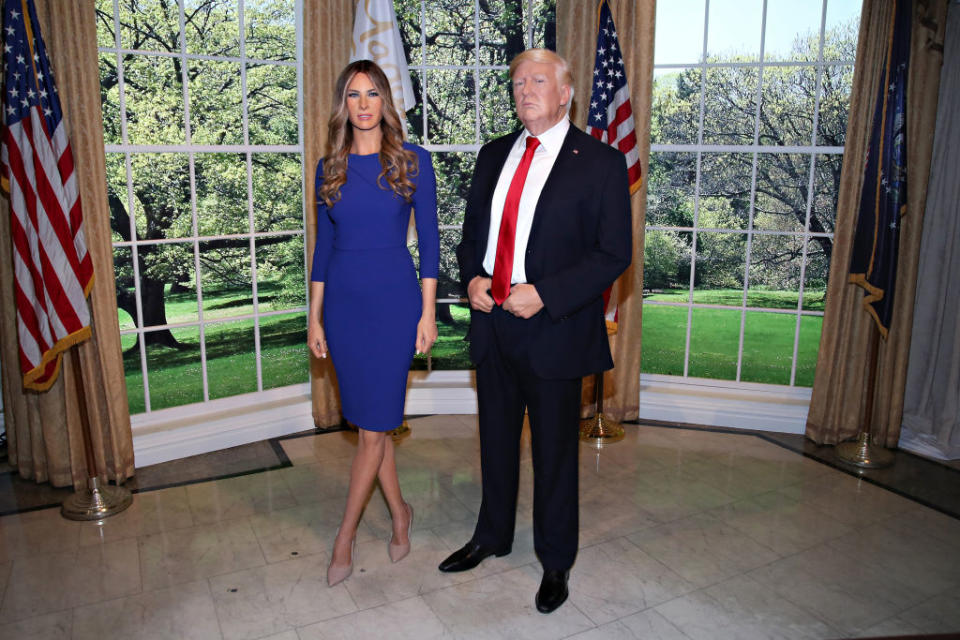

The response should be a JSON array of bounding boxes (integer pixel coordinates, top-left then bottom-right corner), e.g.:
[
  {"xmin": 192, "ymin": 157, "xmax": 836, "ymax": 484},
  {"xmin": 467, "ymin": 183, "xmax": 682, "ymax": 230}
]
[{"xmin": 848, "ymin": 0, "xmax": 911, "ymax": 339}]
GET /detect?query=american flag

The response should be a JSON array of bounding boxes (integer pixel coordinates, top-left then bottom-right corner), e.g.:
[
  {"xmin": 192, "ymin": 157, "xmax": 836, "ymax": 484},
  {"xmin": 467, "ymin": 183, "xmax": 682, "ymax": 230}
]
[
  {"xmin": 1, "ymin": 0, "xmax": 93, "ymax": 391},
  {"xmin": 586, "ymin": 0, "xmax": 641, "ymax": 331}
]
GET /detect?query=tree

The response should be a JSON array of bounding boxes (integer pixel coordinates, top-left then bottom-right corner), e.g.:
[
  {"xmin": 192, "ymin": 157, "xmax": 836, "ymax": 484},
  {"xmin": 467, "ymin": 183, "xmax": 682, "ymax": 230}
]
[{"xmin": 98, "ymin": 0, "xmax": 299, "ymax": 348}]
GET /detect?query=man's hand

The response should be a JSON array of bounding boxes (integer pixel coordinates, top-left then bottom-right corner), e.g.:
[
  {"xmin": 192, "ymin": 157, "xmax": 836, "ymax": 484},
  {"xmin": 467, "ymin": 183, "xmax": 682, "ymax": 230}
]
[
  {"xmin": 503, "ymin": 284, "xmax": 543, "ymax": 319},
  {"xmin": 468, "ymin": 275, "xmax": 494, "ymax": 313}
]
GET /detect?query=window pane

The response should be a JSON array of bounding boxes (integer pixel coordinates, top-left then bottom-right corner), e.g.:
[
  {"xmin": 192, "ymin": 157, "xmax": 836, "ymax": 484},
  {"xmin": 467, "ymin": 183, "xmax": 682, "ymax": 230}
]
[
  {"xmin": 753, "ymin": 153, "xmax": 810, "ymax": 233},
  {"xmin": 426, "ymin": 70, "xmax": 476, "ymax": 145},
  {"xmin": 438, "ymin": 229, "xmax": 464, "ymax": 300},
  {"xmin": 688, "ymin": 307, "xmax": 739, "ymax": 380},
  {"xmin": 651, "ymin": 69, "xmax": 701, "ymax": 145},
  {"xmin": 124, "ymin": 349, "xmax": 146, "ymax": 414},
  {"xmin": 256, "ymin": 236, "xmax": 305, "ymax": 313},
  {"xmin": 113, "ymin": 247, "xmax": 137, "ymax": 331},
  {"xmin": 701, "ymin": 66, "xmax": 758, "ymax": 145},
  {"xmin": 640, "ymin": 304, "xmax": 687, "ymax": 376},
  {"xmin": 396, "ymin": 0, "xmax": 424, "ymax": 66},
  {"xmin": 100, "ymin": 53, "xmax": 121, "ymax": 145},
  {"xmin": 261, "ymin": 312, "xmax": 309, "ymax": 389},
  {"xmin": 795, "ymin": 314, "xmax": 822, "ymax": 386},
  {"xmin": 759, "ymin": 67, "xmax": 817, "ymax": 147},
  {"xmin": 244, "ymin": 0, "xmax": 296, "ymax": 61},
  {"xmin": 643, "ymin": 230, "xmax": 692, "ymax": 292},
  {"xmin": 140, "ymin": 242, "xmax": 198, "ymax": 326},
  {"xmin": 131, "ymin": 154, "xmax": 192, "ymax": 240},
  {"xmin": 405, "ymin": 69, "xmax": 425, "ymax": 144},
  {"xmin": 184, "ymin": 0, "xmax": 240, "ymax": 57},
  {"xmin": 529, "ymin": 0, "xmax": 556, "ymax": 50},
  {"xmin": 253, "ymin": 153, "xmax": 303, "ymax": 232},
  {"xmin": 95, "ymin": 1, "xmax": 116, "ymax": 49},
  {"xmin": 824, "ymin": 0, "xmax": 860, "ymax": 61},
  {"xmin": 247, "ymin": 63, "xmax": 298, "ymax": 145},
  {"xmin": 479, "ymin": 0, "xmax": 526, "ymax": 66},
  {"xmin": 123, "ymin": 55, "xmax": 185, "ymax": 145},
  {"xmin": 764, "ymin": 0, "xmax": 823, "ymax": 63},
  {"xmin": 196, "ymin": 154, "xmax": 248, "ymax": 236},
  {"xmin": 741, "ymin": 310, "xmax": 794, "ymax": 384},
  {"xmin": 699, "ymin": 153, "xmax": 753, "ymax": 230},
  {"xmin": 206, "ymin": 320, "xmax": 257, "ymax": 400},
  {"xmin": 747, "ymin": 234, "xmax": 802, "ymax": 308},
  {"xmin": 655, "ymin": 0, "xmax": 705, "ymax": 65},
  {"xmin": 190, "ymin": 61, "xmax": 243, "ymax": 145},
  {"xmin": 424, "ymin": 303, "xmax": 472, "ymax": 370},
  {"xmin": 119, "ymin": 0, "xmax": 180, "ymax": 52},
  {"xmin": 434, "ymin": 152, "xmax": 474, "ymax": 227},
  {"xmin": 146, "ymin": 326, "xmax": 204, "ymax": 410},
  {"xmin": 424, "ymin": 1, "xmax": 475, "ymax": 66},
  {"xmin": 803, "ymin": 239, "xmax": 830, "ymax": 311},
  {"xmin": 707, "ymin": 0, "xmax": 762, "ymax": 61},
  {"xmin": 479, "ymin": 70, "xmax": 519, "ymax": 143},
  {"xmin": 694, "ymin": 231, "xmax": 745, "ymax": 292},
  {"xmin": 647, "ymin": 152, "xmax": 696, "ymax": 227},
  {"xmin": 817, "ymin": 65, "xmax": 854, "ymax": 146},
  {"xmin": 105, "ymin": 153, "xmax": 130, "ymax": 243},
  {"xmin": 199, "ymin": 242, "xmax": 252, "ymax": 319},
  {"xmin": 811, "ymin": 153, "xmax": 842, "ymax": 234}
]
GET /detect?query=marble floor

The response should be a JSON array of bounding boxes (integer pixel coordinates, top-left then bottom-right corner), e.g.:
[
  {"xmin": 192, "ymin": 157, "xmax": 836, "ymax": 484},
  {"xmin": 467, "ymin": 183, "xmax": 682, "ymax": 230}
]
[{"xmin": 1, "ymin": 416, "xmax": 959, "ymax": 639}]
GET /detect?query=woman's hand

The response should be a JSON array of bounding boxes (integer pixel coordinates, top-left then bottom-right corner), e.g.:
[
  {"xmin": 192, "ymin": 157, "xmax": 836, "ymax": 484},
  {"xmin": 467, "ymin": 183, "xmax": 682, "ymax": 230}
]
[
  {"xmin": 416, "ymin": 315, "xmax": 438, "ymax": 355},
  {"xmin": 307, "ymin": 319, "xmax": 328, "ymax": 359}
]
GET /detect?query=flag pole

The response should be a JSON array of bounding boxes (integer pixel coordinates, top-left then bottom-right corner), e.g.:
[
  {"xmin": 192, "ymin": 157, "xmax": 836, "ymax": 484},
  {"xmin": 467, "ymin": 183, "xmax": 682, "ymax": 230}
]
[
  {"xmin": 61, "ymin": 344, "xmax": 132, "ymax": 520},
  {"xmin": 834, "ymin": 322, "xmax": 894, "ymax": 469}
]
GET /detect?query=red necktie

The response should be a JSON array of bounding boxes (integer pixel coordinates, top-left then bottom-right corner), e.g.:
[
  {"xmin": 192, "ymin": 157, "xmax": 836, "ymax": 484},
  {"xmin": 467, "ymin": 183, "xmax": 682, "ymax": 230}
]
[{"xmin": 492, "ymin": 136, "xmax": 540, "ymax": 305}]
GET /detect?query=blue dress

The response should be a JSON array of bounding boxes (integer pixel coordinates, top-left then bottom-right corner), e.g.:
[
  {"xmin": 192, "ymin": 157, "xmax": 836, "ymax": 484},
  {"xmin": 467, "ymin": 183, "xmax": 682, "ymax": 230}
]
[{"xmin": 311, "ymin": 143, "xmax": 439, "ymax": 431}]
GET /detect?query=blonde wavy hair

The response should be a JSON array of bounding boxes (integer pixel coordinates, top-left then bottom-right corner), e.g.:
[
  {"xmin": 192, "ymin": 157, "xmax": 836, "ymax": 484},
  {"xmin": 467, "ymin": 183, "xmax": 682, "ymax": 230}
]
[{"xmin": 318, "ymin": 60, "xmax": 418, "ymax": 207}]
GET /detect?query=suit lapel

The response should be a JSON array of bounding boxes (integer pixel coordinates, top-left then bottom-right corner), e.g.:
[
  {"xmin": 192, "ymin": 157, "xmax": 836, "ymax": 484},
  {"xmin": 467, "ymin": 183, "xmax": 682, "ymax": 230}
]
[{"xmin": 525, "ymin": 126, "xmax": 581, "ymax": 270}]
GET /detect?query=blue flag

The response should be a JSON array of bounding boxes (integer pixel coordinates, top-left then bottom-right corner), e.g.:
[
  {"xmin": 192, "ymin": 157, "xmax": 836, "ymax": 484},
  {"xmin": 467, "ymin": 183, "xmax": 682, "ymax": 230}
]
[{"xmin": 848, "ymin": 0, "xmax": 911, "ymax": 339}]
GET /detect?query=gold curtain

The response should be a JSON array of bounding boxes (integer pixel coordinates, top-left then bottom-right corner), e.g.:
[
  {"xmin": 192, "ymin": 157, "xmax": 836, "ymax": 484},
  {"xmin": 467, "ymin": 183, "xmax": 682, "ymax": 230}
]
[
  {"xmin": 0, "ymin": 1, "xmax": 134, "ymax": 488},
  {"xmin": 557, "ymin": 0, "xmax": 655, "ymax": 421},
  {"xmin": 806, "ymin": 0, "xmax": 948, "ymax": 447},
  {"xmin": 304, "ymin": 1, "xmax": 354, "ymax": 428}
]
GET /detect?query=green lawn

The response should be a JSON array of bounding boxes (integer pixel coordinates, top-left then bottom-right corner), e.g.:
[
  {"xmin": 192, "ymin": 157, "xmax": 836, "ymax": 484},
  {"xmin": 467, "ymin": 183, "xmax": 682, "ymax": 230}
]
[{"xmin": 123, "ymin": 286, "xmax": 822, "ymax": 412}]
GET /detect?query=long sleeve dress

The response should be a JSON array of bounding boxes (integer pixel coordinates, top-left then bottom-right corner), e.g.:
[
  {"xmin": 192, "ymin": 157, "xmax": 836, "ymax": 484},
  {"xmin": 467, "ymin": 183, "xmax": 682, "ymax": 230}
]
[{"xmin": 311, "ymin": 143, "xmax": 439, "ymax": 431}]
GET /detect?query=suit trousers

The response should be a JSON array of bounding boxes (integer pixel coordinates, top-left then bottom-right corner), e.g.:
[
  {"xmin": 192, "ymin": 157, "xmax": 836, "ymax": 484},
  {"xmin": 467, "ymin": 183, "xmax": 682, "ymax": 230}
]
[{"xmin": 472, "ymin": 305, "xmax": 582, "ymax": 571}]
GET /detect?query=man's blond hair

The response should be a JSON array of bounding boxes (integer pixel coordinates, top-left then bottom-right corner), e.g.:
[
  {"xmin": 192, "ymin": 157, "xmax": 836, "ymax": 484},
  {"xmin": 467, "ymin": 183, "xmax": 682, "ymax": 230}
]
[{"xmin": 508, "ymin": 48, "xmax": 574, "ymax": 90}]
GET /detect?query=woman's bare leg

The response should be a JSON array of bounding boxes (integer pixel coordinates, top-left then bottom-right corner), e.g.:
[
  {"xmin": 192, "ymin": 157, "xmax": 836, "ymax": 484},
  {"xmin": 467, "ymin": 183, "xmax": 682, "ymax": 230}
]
[
  {"xmin": 331, "ymin": 428, "xmax": 387, "ymax": 565},
  {"xmin": 377, "ymin": 435, "xmax": 411, "ymax": 545}
]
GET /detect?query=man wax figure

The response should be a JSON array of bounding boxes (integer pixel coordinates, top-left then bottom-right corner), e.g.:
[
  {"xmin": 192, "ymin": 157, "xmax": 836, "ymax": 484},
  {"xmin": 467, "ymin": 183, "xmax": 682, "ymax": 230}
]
[{"xmin": 439, "ymin": 48, "xmax": 632, "ymax": 614}]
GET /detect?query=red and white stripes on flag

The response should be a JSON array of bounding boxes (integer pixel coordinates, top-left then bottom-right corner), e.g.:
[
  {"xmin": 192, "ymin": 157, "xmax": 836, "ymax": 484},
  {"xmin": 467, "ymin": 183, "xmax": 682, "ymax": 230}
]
[
  {"xmin": 1, "ymin": 0, "xmax": 94, "ymax": 391},
  {"xmin": 586, "ymin": 0, "xmax": 641, "ymax": 332}
]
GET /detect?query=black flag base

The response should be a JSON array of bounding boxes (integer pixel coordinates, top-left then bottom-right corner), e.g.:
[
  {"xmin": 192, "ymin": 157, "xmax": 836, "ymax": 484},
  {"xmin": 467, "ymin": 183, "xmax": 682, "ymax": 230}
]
[
  {"xmin": 836, "ymin": 431, "xmax": 894, "ymax": 469},
  {"xmin": 61, "ymin": 476, "xmax": 132, "ymax": 521}
]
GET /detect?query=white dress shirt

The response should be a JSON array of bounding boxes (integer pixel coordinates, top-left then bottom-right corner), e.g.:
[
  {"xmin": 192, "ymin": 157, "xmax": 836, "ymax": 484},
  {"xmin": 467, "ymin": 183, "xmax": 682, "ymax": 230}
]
[{"xmin": 482, "ymin": 117, "xmax": 570, "ymax": 284}]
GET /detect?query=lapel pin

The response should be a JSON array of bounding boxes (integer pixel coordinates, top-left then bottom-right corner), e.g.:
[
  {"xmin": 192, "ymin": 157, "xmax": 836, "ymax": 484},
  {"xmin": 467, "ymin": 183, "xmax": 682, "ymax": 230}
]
[{"xmin": 573, "ymin": 149, "xmax": 579, "ymax": 155}]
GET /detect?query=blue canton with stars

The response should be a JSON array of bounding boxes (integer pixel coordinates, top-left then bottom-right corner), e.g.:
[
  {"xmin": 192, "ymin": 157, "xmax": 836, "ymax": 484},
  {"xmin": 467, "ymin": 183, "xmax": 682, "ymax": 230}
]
[
  {"xmin": 3, "ymin": 0, "xmax": 62, "ymax": 133},
  {"xmin": 588, "ymin": 0, "xmax": 626, "ymax": 132}
]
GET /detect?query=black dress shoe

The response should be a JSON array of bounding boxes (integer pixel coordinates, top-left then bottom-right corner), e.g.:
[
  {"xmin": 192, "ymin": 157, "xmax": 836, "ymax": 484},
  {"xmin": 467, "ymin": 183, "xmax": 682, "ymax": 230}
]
[
  {"xmin": 437, "ymin": 541, "xmax": 510, "ymax": 572},
  {"xmin": 535, "ymin": 569, "xmax": 570, "ymax": 614}
]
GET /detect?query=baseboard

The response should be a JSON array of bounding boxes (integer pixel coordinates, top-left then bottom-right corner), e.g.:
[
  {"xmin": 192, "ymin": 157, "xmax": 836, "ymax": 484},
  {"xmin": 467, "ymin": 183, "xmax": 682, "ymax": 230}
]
[
  {"xmin": 131, "ymin": 371, "xmax": 811, "ymax": 466},
  {"xmin": 637, "ymin": 374, "xmax": 810, "ymax": 433}
]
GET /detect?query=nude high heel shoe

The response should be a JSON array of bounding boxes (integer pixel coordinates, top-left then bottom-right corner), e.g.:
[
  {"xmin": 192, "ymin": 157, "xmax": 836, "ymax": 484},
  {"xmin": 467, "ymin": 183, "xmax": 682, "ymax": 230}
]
[
  {"xmin": 388, "ymin": 502, "xmax": 414, "ymax": 563},
  {"xmin": 327, "ymin": 536, "xmax": 356, "ymax": 587}
]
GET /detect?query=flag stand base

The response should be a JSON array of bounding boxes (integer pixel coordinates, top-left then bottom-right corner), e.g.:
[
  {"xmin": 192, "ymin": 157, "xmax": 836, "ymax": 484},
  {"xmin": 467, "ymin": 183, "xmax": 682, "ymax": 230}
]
[
  {"xmin": 389, "ymin": 420, "xmax": 411, "ymax": 438},
  {"xmin": 61, "ymin": 476, "xmax": 132, "ymax": 521},
  {"xmin": 579, "ymin": 412, "xmax": 624, "ymax": 447},
  {"xmin": 836, "ymin": 432, "xmax": 894, "ymax": 469}
]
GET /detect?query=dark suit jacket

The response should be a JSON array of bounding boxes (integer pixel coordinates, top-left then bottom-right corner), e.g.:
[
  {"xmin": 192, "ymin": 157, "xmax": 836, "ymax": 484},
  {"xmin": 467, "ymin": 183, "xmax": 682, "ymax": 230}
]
[{"xmin": 456, "ymin": 124, "xmax": 633, "ymax": 379}]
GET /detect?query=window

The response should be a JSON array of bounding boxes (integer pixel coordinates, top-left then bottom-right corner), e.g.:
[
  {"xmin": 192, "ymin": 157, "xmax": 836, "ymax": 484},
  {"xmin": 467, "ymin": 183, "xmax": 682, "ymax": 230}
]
[
  {"xmin": 97, "ymin": 0, "xmax": 303, "ymax": 413},
  {"xmin": 395, "ymin": 0, "xmax": 556, "ymax": 370},
  {"xmin": 644, "ymin": 0, "xmax": 859, "ymax": 386}
]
